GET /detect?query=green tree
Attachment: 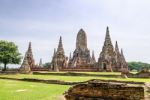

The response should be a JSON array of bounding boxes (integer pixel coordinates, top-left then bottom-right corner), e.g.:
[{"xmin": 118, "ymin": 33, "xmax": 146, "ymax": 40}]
[
  {"xmin": 0, "ymin": 40, "xmax": 22, "ymax": 71},
  {"xmin": 43, "ymin": 62, "xmax": 51, "ymax": 68},
  {"xmin": 128, "ymin": 61, "xmax": 150, "ymax": 71}
]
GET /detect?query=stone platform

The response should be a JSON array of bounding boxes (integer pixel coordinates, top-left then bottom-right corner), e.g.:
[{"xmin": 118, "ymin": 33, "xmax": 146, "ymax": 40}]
[{"xmin": 64, "ymin": 79, "xmax": 144, "ymax": 100}]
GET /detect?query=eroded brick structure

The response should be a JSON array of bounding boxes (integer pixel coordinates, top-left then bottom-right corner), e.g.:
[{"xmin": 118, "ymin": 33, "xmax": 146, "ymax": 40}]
[
  {"xmin": 53, "ymin": 27, "xmax": 129, "ymax": 72},
  {"xmin": 68, "ymin": 29, "xmax": 94, "ymax": 67},
  {"xmin": 123, "ymin": 66, "xmax": 150, "ymax": 78},
  {"xmin": 20, "ymin": 42, "xmax": 35, "ymax": 73},
  {"xmin": 19, "ymin": 53, "xmax": 31, "ymax": 74},
  {"xmin": 65, "ymin": 80, "xmax": 144, "ymax": 100},
  {"xmin": 51, "ymin": 36, "xmax": 68, "ymax": 71},
  {"xmin": 25, "ymin": 42, "xmax": 35, "ymax": 68},
  {"xmin": 98, "ymin": 27, "xmax": 128, "ymax": 72}
]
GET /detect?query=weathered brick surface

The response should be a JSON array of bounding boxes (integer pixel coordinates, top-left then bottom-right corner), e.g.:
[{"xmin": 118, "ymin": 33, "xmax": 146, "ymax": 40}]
[
  {"xmin": 65, "ymin": 80, "xmax": 144, "ymax": 100},
  {"xmin": 124, "ymin": 72, "xmax": 150, "ymax": 78},
  {"xmin": 123, "ymin": 67, "xmax": 150, "ymax": 78}
]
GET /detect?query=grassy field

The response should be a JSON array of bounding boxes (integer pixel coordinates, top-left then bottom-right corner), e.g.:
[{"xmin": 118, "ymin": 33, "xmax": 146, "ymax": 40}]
[
  {"xmin": 0, "ymin": 72, "xmax": 149, "ymax": 100},
  {"xmin": 0, "ymin": 79, "xmax": 69, "ymax": 100},
  {"xmin": 0, "ymin": 72, "xmax": 149, "ymax": 82}
]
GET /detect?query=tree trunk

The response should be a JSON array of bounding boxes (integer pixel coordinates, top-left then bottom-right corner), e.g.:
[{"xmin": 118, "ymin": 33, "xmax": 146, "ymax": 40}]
[{"xmin": 2, "ymin": 63, "xmax": 7, "ymax": 71}]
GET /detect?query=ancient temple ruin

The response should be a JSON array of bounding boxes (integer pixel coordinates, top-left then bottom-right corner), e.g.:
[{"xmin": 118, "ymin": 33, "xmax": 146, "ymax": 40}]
[
  {"xmin": 68, "ymin": 29, "xmax": 94, "ymax": 68},
  {"xmin": 26, "ymin": 42, "xmax": 35, "ymax": 68},
  {"xmin": 38, "ymin": 58, "xmax": 43, "ymax": 67},
  {"xmin": 21, "ymin": 42, "xmax": 35, "ymax": 70},
  {"xmin": 49, "ymin": 27, "xmax": 128, "ymax": 72},
  {"xmin": 91, "ymin": 50, "xmax": 96, "ymax": 64},
  {"xmin": 64, "ymin": 79, "xmax": 144, "ymax": 100},
  {"xmin": 20, "ymin": 27, "xmax": 128, "ymax": 72},
  {"xmin": 51, "ymin": 48, "xmax": 59, "ymax": 71},
  {"xmin": 98, "ymin": 27, "xmax": 128, "ymax": 72},
  {"xmin": 19, "ymin": 52, "xmax": 31, "ymax": 74},
  {"xmin": 51, "ymin": 36, "xmax": 68, "ymax": 71}
]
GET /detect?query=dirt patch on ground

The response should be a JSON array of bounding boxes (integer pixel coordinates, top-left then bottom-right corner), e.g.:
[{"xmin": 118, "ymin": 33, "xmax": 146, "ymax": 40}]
[
  {"xmin": 55, "ymin": 96, "xmax": 66, "ymax": 100},
  {"xmin": 16, "ymin": 89, "xmax": 28, "ymax": 92}
]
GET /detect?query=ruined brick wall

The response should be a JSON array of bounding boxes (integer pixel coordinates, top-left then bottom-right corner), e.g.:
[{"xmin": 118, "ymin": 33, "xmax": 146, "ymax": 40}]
[
  {"xmin": 60, "ymin": 67, "xmax": 99, "ymax": 72},
  {"xmin": 124, "ymin": 72, "xmax": 150, "ymax": 78},
  {"xmin": 61, "ymin": 65, "xmax": 99, "ymax": 72},
  {"xmin": 65, "ymin": 80, "xmax": 144, "ymax": 100}
]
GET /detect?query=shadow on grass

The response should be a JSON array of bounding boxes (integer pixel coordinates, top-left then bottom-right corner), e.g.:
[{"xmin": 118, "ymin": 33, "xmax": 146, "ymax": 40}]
[
  {"xmin": 33, "ymin": 72, "xmax": 121, "ymax": 78},
  {"xmin": 0, "ymin": 77, "xmax": 85, "ymax": 85},
  {"xmin": 0, "ymin": 76, "xmax": 145, "ymax": 86}
]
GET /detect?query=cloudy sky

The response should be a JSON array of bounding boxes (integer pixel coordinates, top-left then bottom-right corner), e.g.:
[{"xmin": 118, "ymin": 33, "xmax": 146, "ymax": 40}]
[{"xmin": 0, "ymin": 0, "xmax": 150, "ymax": 66}]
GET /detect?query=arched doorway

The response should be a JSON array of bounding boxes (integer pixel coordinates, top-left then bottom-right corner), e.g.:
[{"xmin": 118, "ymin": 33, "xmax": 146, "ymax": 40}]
[{"xmin": 103, "ymin": 63, "xmax": 107, "ymax": 70}]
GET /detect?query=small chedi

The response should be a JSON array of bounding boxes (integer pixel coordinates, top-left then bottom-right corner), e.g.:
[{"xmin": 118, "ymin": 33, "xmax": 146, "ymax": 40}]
[
  {"xmin": 64, "ymin": 79, "xmax": 144, "ymax": 100},
  {"xmin": 51, "ymin": 36, "xmax": 68, "ymax": 71},
  {"xmin": 38, "ymin": 58, "xmax": 43, "ymax": 67},
  {"xmin": 24, "ymin": 42, "xmax": 35, "ymax": 68},
  {"xmin": 20, "ymin": 42, "xmax": 35, "ymax": 73},
  {"xmin": 19, "ymin": 52, "xmax": 31, "ymax": 74}
]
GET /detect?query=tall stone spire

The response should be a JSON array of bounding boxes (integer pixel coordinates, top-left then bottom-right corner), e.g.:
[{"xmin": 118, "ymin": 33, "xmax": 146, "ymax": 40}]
[
  {"xmin": 53, "ymin": 48, "xmax": 56, "ymax": 57},
  {"xmin": 115, "ymin": 41, "xmax": 119, "ymax": 53},
  {"xmin": 51, "ymin": 36, "xmax": 67, "ymax": 69},
  {"xmin": 68, "ymin": 52, "xmax": 72, "ymax": 68},
  {"xmin": 51, "ymin": 48, "xmax": 57, "ymax": 70},
  {"xmin": 53, "ymin": 54, "xmax": 59, "ymax": 72},
  {"xmin": 76, "ymin": 28, "xmax": 87, "ymax": 50},
  {"xmin": 114, "ymin": 41, "xmax": 125, "ymax": 71},
  {"xmin": 21, "ymin": 42, "xmax": 35, "ymax": 69},
  {"xmin": 69, "ymin": 52, "xmax": 72, "ymax": 60},
  {"xmin": 92, "ymin": 50, "xmax": 96, "ymax": 63},
  {"xmin": 104, "ymin": 26, "xmax": 113, "ymax": 46},
  {"xmin": 39, "ymin": 58, "xmax": 43, "ymax": 67},
  {"xmin": 121, "ymin": 48, "xmax": 128, "ymax": 70},
  {"xmin": 68, "ymin": 28, "xmax": 93, "ymax": 67},
  {"xmin": 26, "ymin": 42, "xmax": 35, "ymax": 68},
  {"xmin": 98, "ymin": 26, "xmax": 116, "ymax": 72},
  {"xmin": 101, "ymin": 26, "xmax": 114, "ymax": 55},
  {"xmin": 57, "ymin": 36, "xmax": 64, "ymax": 54},
  {"xmin": 97, "ymin": 27, "xmax": 128, "ymax": 72},
  {"xmin": 121, "ymin": 49, "xmax": 123, "ymax": 55},
  {"xmin": 28, "ymin": 42, "xmax": 32, "ymax": 52},
  {"xmin": 20, "ymin": 52, "xmax": 31, "ymax": 74},
  {"xmin": 121, "ymin": 49, "xmax": 125, "ymax": 61},
  {"xmin": 52, "ymin": 48, "xmax": 57, "ymax": 62}
]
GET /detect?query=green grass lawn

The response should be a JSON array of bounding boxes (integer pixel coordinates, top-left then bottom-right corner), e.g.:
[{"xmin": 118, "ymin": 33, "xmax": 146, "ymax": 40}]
[
  {"xmin": 0, "ymin": 79, "xmax": 69, "ymax": 100},
  {"xmin": 0, "ymin": 72, "xmax": 150, "ymax": 82},
  {"xmin": 0, "ymin": 72, "xmax": 149, "ymax": 100}
]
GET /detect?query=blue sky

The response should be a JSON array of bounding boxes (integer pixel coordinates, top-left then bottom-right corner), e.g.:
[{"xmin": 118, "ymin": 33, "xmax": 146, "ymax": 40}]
[{"xmin": 1, "ymin": 0, "xmax": 150, "ymax": 66}]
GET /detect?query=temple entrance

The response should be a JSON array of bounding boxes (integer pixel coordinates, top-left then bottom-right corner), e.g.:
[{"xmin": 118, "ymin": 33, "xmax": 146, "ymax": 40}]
[{"xmin": 103, "ymin": 63, "xmax": 107, "ymax": 70}]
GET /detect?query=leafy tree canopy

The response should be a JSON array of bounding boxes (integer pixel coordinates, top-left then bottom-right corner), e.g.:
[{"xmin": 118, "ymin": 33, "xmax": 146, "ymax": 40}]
[
  {"xmin": 127, "ymin": 61, "xmax": 150, "ymax": 71},
  {"xmin": 43, "ymin": 62, "xmax": 51, "ymax": 68},
  {"xmin": 0, "ymin": 40, "xmax": 22, "ymax": 71}
]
